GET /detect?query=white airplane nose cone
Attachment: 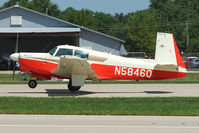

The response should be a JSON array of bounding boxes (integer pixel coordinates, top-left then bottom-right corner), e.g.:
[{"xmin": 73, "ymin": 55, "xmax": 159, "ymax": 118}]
[{"xmin": 10, "ymin": 53, "xmax": 19, "ymax": 61}]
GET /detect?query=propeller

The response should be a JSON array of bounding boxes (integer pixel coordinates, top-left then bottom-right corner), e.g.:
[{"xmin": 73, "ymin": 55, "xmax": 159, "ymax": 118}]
[
  {"xmin": 10, "ymin": 53, "xmax": 19, "ymax": 80},
  {"xmin": 12, "ymin": 61, "xmax": 16, "ymax": 80},
  {"xmin": 12, "ymin": 33, "xmax": 19, "ymax": 80}
]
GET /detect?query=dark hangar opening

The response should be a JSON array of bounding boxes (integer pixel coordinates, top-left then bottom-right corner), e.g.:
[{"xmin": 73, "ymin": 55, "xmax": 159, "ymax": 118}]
[
  {"xmin": 0, "ymin": 33, "xmax": 80, "ymax": 70},
  {"xmin": 0, "ymin": 33, "xmax": 80, "ymax": 57}
]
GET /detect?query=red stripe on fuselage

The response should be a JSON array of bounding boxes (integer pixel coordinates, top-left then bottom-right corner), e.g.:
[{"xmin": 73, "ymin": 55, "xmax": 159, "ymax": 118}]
[{"xmin": 90, "ymin": 63, "xmax": 186, "ymax": 80}]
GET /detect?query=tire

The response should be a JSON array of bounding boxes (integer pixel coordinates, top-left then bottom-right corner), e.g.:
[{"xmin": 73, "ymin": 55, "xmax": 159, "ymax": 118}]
[
  {"xmin": 28, "ymin": 80, "xmax": 37, "ymax": 89},
  {"xmin": 68, "ymin": 79, "xmax": 81, "ymax": 92}
]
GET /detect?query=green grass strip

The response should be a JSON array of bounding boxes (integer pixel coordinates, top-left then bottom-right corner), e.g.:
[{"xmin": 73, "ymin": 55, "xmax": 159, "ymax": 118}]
[{"xmin": 0, "ymin": 97, "xmax": 199, "ymax": 116}]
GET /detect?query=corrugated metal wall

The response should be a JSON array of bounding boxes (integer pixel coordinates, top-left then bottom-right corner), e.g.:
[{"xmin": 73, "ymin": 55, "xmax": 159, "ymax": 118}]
[
  {"xmin": 80, "ymin": 29, "xmax": 121, "ymax": 55},
  {"xmin": 0, "ymin": 7, "xmax": 69, "ymax": 28}
]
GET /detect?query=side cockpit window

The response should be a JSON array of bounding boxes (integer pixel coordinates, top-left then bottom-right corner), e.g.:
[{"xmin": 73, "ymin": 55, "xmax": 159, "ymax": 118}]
[
  {"xmin": 55, "ymin": 48, "xmax": 73, "ymax": 56},
  {"xmin": 75, "ymin": 50, "xmax": 88, "ymax": 60}
]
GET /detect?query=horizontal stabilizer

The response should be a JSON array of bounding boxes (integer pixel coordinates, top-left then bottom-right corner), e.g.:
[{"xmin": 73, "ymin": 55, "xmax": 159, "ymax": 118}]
[{"xmin": 154, "ymin": 64, "xmax": 179, "ymax": 72}]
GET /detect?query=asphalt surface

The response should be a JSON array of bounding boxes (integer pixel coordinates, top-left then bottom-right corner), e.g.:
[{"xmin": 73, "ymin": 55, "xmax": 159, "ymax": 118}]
[
  {"xmin": 0, "ymin": 115, "xmax": 198, "ymax": 133},
  {"xmin": 0, "ymin": 84, "xmax": 198, "ymax": 133},
  {"xmin": 0, "ymin": 84, "xmax": 199, "ymax": 97}
]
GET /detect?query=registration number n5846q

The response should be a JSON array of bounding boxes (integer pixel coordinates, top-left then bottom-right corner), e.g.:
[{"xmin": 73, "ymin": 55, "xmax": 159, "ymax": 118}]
[{"xmin": 115, "ymin": 66, "xmax": 153, "ymax": 78}]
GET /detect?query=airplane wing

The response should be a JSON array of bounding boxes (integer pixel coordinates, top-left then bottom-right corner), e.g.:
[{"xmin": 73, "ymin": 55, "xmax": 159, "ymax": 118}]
[{"xmin": 52, "ymin": 56, "xmax": 99, "ymax": 85}]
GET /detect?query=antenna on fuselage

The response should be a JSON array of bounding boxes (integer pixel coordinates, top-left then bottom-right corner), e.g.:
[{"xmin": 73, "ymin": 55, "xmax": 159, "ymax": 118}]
[{"xmin": 43, "ymin": 42, "xmax": 52, "ymax": 53}]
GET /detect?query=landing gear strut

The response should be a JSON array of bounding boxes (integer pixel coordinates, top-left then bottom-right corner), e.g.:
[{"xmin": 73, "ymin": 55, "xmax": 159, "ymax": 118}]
[
  {"xmin": 68, "ymin": 79, "xmax": 81, "ymax": 92},
  {"xmin": 28, "ymin": 80, "xmax": 37, "ymax": 89}
]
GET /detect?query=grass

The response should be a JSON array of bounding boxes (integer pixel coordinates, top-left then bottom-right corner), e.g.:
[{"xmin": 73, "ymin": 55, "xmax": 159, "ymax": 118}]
[
  {"xmin": 0, "ymin": 74, "xmax": 25, "ymax": 81},
  {"xmin": 0, "ymin": 73, "xmax": 199, "ymax": 84},
  {"xmin": 0, "ymin": 97, "xmax": 198, "ymax": 115}
]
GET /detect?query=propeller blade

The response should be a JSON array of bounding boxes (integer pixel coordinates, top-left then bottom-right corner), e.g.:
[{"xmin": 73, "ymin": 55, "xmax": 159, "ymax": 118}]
[
  {"xmin": 12, "ymin": 33, "xmax": 19, "ymax": 80},
  {"xmin": 12, "ymin": 61, "xmax": 16, "ymax": 80}
]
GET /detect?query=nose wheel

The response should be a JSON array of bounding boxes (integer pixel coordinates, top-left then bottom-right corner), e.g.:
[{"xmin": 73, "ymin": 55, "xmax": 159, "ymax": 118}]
[{"xmin": 28, "ymin": 80, "xmax": 37, "ymax": 89}]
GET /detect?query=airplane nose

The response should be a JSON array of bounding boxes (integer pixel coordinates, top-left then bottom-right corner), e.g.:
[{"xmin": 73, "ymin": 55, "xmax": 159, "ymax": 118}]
[{"xmin": 10, "ymin": 53, "xmax": 19, "ymax": 61}]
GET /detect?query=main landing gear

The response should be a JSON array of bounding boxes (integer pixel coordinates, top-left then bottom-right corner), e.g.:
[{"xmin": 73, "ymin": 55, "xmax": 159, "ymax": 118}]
[
  {"xmin": 68, "ymin": 79, "xmax": 81, "ymax": 92},
  {"xmin": 28, "ymin": 80, "xmax": 37, "ymax": 89}
]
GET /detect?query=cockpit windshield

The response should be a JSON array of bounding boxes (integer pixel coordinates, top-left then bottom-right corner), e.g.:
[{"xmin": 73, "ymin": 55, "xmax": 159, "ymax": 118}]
[
  {"xmin": 48, "ymin": 47, "xmax": 57, "ymax": 55},
  {"xmin": 55, "ymin": 48, "xmax": 73, "ymax": 56}
]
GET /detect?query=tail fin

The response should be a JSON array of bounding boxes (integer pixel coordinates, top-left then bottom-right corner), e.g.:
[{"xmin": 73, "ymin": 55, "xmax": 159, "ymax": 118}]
[{"xmin": 155, "ymin": 32, "xmax": 185, "ymax": 68}]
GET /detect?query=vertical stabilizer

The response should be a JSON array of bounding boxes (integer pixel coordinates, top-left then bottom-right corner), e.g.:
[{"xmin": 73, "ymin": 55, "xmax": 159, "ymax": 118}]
[
  {"xmin": 155, "ymin": 33, "xmax": 176, "ymax": 65},
  {"xmin": 155, "ymin": 32, "xmax": 185, "ymax": 68}
]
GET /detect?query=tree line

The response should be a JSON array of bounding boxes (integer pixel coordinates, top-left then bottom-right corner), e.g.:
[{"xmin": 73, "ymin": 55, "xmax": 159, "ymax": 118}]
[{"xmin": 1, "ymin": 0, "xmax": 199, "ymax": 53}]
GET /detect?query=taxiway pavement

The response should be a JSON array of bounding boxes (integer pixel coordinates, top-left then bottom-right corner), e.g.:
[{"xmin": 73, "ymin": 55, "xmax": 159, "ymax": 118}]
[
  {"xmin": 0, "ymin": 84, "xmax": 199, "ymax": 97},
  {"xmin": 0, "ymin": 115, "xmax": 198, "ymax": 133}
]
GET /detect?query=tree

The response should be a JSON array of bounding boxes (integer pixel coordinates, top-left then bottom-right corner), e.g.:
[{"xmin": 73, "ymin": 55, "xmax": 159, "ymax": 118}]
[
  {"xmin": 126, "ymin": 9, "xmax": 156, "ymax": 53},
  {"xmin": 0, "ymin": 0, "xmax": 29, "ymax": 9},
  {"xmin": 150, "ymin": 0, "xmax": 199, "ymax": 52},
  {"xmin": 94, "ymin": 12, "xmax": 117, "ymax": 33},
  {"xmin": 29, "ymin": 0, "xmax": 61, "ymax": 18}
]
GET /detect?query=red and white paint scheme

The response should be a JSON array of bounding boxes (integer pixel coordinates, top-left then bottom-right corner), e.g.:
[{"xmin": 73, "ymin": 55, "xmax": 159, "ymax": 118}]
[{"xmin": 10, "ymin": 32, "xmax": 187, "ymax": 91}]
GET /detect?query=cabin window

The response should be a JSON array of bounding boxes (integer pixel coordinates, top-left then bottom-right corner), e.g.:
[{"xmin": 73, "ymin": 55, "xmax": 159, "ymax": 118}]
[
  {"xmin": 75, "ymin": 50, "xmax": 88, "ymax": 60},
  {"xmin": 48, "ymin": 47, "xmax": 57, "ymax": 55},
  {"xmin": 55, "ymin": 48, "xmax": 73, "ymax": 56}
]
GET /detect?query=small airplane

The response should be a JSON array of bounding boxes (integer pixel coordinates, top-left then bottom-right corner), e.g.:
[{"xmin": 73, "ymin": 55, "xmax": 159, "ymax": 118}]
[{"xmin": 10, "ymin": 32, "xmax": 187, "ymax": 92}]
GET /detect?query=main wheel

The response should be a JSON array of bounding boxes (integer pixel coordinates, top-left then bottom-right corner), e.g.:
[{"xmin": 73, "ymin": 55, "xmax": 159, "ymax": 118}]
[
  {"xmin": 68, "ymin": 79, "xmax": 81, "ymax": 92},
  {"xmin": 28, "ymin": 80, "xmax": 37, "ymax": 89}
]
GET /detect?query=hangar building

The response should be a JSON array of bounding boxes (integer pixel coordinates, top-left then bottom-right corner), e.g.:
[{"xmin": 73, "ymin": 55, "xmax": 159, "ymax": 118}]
[{"xmin": 0, "ymin": 5, "xmax": 127, "ymax": 60}]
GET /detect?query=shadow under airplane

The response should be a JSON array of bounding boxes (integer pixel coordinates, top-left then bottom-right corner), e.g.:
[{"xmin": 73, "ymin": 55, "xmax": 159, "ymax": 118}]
[{"xmin": 7, "ymin": 89, "xmax": 173, "ymax": 97}]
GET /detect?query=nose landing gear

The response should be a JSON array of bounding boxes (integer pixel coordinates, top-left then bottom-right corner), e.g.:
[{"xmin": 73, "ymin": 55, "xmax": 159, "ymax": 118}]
[{"xmin": 28, "ymin": 80, "xmax": 37, "ymax": 89}]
